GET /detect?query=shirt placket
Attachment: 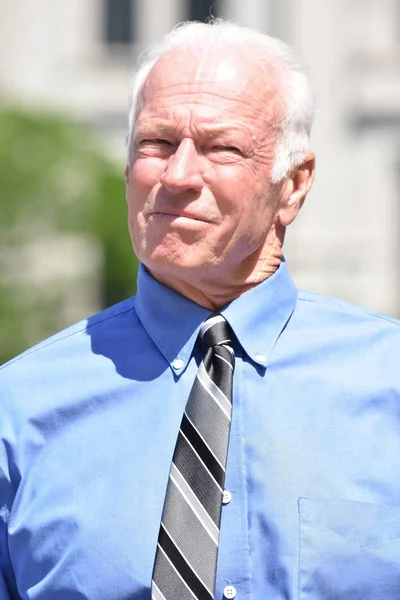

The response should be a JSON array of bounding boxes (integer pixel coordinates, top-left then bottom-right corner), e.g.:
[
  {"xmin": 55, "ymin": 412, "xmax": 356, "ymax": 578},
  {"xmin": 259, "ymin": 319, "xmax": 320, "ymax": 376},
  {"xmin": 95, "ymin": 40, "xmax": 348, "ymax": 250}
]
[{"xmin": 215, "ymin": 347, "xmax": 252, "ymax": 600}]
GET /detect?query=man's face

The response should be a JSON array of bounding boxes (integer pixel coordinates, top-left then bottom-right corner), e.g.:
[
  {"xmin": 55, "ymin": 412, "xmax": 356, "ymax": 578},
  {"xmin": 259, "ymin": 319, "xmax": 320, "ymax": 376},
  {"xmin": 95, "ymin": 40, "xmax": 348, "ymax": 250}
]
[{"xmin": 126, "ymin": 50, "xmax": 286, "ymax": 287}]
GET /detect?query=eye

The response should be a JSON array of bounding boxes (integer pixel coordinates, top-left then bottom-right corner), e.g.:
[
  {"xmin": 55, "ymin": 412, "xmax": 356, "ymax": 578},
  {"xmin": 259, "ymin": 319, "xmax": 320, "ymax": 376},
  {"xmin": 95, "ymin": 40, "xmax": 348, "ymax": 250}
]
[
  {"xmin": 212, "ymin": 145, "xmax": 241, "ymax": 154},
  {"xmin": 141, "ymin": 138, "xmax": 172, "ymax": 146},
  {"xmin": 135, "ymin": 138, "xmax": 174, "ymax": 157}
]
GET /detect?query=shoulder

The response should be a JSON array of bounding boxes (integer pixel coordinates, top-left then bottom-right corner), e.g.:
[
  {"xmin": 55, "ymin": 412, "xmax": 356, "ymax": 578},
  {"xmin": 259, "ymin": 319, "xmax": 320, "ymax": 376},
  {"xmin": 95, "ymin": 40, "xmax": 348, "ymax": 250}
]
[
  {"xmin": 0, "ymin": 296, "xmax": 154, "ymax": 423},
  {"xmin": 289, "ymin": 289, "xmax": 400, "ymax": 366},
  {"xmin": 265, "ymin": 289, "xmax": 400, "ymax": 396},
  {"xmin": 0, "ymin": 296, "xmax": 138, "ymax": 373},
  {"xmin": 296, "ymin": 289, "xmax": 400, "ymax": 331}
]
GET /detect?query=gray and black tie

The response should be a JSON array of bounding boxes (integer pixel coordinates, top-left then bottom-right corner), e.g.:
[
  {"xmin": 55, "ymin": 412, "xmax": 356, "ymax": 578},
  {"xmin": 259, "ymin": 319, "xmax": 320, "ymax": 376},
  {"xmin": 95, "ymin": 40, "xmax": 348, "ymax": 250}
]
[{"xmin": 152, "ymin": 314, "xmax": 235, "ymax": 600}]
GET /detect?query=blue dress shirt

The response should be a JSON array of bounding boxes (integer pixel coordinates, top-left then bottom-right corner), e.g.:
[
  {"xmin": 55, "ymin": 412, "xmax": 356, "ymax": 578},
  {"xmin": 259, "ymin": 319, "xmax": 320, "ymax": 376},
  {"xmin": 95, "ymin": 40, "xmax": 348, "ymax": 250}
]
[{"xmin": 1, "ymin": 261, "xmax": 400, "ymax": 599}]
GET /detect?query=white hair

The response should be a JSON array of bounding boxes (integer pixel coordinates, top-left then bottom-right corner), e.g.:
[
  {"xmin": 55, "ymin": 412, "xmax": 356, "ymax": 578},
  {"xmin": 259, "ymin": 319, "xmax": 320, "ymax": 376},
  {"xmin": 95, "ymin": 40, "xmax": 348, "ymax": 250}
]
[{"xmin": 127, "ymin": 19, "xmax": 315, "ymax": 183}]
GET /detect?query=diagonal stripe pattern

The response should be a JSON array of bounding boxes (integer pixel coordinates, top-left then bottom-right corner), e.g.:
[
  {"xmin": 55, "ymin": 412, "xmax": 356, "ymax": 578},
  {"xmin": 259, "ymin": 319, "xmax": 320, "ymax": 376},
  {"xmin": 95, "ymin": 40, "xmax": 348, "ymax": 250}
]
[{"xmin": 152, "ymin": 314, "xmax": 235, "ymax": 600}]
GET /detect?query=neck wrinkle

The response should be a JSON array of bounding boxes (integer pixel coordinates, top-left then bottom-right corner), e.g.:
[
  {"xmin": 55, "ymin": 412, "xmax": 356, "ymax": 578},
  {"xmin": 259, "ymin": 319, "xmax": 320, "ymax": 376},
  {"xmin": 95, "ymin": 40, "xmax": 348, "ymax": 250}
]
[{"xmin": 148, "ymin": 236, "xmax": 284, "ymax": 311}]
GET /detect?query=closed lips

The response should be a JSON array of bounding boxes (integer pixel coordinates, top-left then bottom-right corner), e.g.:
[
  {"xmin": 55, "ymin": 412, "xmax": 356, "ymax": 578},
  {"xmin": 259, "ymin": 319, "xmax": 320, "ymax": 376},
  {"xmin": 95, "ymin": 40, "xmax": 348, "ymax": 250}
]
[{"xmin": 151, "ymin": 210, "xmax": 209, "ymax": 222}]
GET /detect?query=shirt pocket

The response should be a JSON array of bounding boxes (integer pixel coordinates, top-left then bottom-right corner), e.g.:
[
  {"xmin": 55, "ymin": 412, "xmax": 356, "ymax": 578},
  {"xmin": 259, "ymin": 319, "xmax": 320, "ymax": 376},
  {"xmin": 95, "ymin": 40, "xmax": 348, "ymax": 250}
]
[{"xmin": 298, "ymin": 497, "xmax": 400, "ymax": 600}]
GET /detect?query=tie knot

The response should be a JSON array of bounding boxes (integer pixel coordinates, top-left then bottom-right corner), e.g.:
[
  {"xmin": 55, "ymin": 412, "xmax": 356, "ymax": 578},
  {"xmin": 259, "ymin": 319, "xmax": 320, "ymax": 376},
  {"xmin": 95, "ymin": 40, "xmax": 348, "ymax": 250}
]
[{"xmin": 199, "ymin": 314, "xmax": 232, "ymax": 349}]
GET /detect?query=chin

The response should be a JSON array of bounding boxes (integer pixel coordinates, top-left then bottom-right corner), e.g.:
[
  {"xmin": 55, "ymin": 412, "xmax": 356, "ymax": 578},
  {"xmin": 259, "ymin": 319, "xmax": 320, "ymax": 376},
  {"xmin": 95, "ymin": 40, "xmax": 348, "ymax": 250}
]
[{"xmin": 145, "ymin": 251, "xmax": 209, "ymax": 280}]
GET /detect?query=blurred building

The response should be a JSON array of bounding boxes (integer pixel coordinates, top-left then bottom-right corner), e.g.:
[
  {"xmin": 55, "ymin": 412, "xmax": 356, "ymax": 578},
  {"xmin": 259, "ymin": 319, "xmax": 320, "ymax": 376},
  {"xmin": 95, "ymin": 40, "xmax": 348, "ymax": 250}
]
[{"xmin": 0, "ymin": 0, "xmax": 399, "ymax": 315}]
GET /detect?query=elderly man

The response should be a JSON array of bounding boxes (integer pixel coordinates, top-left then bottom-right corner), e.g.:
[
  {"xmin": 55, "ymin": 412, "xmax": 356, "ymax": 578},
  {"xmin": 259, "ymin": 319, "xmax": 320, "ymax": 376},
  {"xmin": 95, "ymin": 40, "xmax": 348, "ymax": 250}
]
[{"xmin": 1, "ymin": 18, "xmax": 400, "ymax": 600}]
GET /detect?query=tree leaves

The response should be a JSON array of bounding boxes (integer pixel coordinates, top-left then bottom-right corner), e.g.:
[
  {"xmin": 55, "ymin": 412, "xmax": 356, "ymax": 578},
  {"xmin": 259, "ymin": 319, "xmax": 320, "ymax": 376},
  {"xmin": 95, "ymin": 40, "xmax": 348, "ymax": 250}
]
[{"xmin": 0, "ymin": 104, "xmax": 138, "ymax": 364}]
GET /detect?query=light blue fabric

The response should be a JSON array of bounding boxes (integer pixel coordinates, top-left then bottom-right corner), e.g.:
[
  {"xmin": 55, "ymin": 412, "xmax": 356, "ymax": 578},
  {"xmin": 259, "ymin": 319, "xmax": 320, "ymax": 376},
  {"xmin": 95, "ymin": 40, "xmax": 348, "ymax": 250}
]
[{"xmin": 1, "ymin": 261, "xmax": 400, "ymax": 599}]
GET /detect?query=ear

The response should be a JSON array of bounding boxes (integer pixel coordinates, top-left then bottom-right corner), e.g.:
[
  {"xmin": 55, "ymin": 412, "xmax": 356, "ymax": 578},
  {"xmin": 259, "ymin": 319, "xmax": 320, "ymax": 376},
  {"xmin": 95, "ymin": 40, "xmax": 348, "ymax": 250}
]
[{"xmin": 277, "ymin": 152, "xmax": 315, "ymax": 227}]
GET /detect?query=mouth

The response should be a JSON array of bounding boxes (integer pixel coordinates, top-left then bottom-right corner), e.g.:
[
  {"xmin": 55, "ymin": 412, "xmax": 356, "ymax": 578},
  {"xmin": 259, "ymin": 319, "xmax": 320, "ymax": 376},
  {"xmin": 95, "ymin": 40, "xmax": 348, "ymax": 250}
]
[{"xmin": 150, "ymin": 211, "xmax": 209, "ymax": 224}]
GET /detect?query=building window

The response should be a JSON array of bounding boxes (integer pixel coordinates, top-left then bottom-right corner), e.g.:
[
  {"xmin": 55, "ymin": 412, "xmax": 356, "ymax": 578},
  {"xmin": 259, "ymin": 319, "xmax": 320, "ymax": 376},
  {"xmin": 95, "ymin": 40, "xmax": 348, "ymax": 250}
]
[
  {"xmin": 187, "ymin": 0, "xmax": 220, "ymax": 22},
  {"xmin": 103, "ymin": 0, "xmax": 135, "ymax": 45}
]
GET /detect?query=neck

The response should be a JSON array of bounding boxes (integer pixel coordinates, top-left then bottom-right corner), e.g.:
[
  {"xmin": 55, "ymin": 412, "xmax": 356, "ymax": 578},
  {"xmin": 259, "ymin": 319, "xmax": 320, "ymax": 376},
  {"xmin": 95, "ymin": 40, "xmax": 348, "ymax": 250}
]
[{"xmin": 148, "ymin": 228, "xmax": 284, "ymax": 311}]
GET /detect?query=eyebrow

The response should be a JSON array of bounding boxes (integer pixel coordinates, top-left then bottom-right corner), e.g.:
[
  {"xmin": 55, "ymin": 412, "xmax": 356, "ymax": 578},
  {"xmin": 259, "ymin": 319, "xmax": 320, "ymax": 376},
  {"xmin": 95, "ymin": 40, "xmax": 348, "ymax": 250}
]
[
  {"xmin": 200, "ymin": 127, "xmax": 240, "ymax": 138},
  {"xmin": 134, "ymin": 123, "xmax": 175, "ymax": 137},
  {"xmin": 134, "ymin": 123, "xmax": 242, "ymax": 140}
]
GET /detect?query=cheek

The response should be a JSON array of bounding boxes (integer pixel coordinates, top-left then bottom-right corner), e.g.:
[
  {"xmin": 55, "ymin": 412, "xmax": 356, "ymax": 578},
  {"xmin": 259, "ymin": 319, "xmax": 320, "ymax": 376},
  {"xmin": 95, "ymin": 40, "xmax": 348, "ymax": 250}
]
[
  {"xmin": 208, "ymin": 166, "xmax": 250, "ymax": 210},
  {"xmin": 219, "ymin": 179, "xmax": 276, "ymax": 245},
  {"xmin": 130, "ymin": 158, "xmax": 164, "ymax": 198},
  {"xmin": 126, "ymin": 160, "xmax": 163, "ymax": 227},
  {"xmin": 126, "ymin": 202, "xmax": 143, "ymax": 255},
  {"xmin": 126, "ymin": 172, "xmax": 149, "ymax": 249},
  {"xmin": 210, "ymin": 167, "xmax": 265, "ymax": 226}
]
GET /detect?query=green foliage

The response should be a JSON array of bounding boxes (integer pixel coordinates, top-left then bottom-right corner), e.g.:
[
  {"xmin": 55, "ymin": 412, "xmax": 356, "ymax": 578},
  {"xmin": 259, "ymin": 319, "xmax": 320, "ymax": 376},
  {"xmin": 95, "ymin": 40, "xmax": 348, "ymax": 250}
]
[{"xmin": 0, "ymin": 105, "xmax": 138, "ymax": 365}]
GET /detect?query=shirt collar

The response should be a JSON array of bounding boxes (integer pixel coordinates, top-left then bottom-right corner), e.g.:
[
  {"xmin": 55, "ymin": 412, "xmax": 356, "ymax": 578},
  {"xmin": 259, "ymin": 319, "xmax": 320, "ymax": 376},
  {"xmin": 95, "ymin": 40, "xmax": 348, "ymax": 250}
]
[
  {"xmin": 222, "ymin": 259, "xmax": 297, "ymax": 368},
  {"xmin": 134, "ymin": 260, "xmax": 297, "ymax": 374}
]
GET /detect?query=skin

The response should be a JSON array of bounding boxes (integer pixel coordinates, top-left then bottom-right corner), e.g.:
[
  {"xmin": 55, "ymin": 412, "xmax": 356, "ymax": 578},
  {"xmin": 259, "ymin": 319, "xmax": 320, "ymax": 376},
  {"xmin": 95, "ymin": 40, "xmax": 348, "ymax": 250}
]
[{"xmin": 125, "ymin": 49, "xmax": 315, "ymax": 310}]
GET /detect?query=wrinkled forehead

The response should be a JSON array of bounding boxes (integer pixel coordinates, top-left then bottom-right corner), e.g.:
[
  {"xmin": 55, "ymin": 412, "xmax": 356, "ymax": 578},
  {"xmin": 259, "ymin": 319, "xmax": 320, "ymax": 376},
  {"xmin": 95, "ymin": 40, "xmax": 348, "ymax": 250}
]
[
  {"xmin": 145, "ymin": 50, "xmax": 249, "ymax": 91},
  {"xmin": 141, "ymin": 48, "xmax": 284, "ymax": 119}
]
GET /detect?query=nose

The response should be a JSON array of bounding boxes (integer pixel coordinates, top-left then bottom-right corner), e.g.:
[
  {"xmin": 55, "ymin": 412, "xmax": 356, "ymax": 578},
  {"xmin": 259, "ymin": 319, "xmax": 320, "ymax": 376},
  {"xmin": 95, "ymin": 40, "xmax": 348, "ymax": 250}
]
[{"xmin": 160, "ymin": 139, "xmax": 203, "ymax": 194}]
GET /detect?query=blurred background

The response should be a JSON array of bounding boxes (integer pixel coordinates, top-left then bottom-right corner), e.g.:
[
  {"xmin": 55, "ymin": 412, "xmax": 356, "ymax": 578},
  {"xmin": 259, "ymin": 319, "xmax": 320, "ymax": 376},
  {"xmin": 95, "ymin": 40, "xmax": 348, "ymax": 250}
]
[{"xmin": 1, "ymin": 0, "xmax": 400, "ymax": 364}]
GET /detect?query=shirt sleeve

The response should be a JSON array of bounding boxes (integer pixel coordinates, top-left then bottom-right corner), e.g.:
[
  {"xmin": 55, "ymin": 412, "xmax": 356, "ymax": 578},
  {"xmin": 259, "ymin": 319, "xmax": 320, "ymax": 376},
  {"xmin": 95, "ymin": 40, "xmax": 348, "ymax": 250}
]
[
  {"xmin": 0, "ymin": 385, "xmax": 18, "ymax": 599},
  {"xmin": 0, "ymin": 490, "xmax": 16, "ymax": 599},
  {"xmin": 0, "ymin": 573, "xmax": 13, "ymax": 600}
]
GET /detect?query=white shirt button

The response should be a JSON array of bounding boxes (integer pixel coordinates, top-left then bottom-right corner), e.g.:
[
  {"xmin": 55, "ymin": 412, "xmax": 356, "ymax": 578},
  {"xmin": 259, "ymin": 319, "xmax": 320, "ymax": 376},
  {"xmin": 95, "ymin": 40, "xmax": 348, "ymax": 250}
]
[
  {"xmin": 255, "ymin": 353, "xmax": 266, "ymax": 363},
  {"xmin": 172, "ymin": 358, "xmax": 184, "ymax": 370},
  {"xmin": 222, "ymin": 490, "xmax": 232, "ymax": 505},
  {"xmin": 223, "ymin": 585, "xmax": 237, "ymax": 599}
]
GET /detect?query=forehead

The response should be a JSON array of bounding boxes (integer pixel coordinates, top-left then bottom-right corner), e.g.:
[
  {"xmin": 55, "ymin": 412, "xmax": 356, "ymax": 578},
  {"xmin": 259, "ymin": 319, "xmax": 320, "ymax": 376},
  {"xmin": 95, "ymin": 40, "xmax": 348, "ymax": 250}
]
[{"xmin": 137, "ymin": 50, "xmax": 283, "ymax": 132}]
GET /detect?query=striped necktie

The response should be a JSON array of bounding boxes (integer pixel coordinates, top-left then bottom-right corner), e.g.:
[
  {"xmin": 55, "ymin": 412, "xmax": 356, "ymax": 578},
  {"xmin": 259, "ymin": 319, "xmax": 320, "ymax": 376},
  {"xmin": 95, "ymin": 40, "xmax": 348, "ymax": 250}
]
[{"xmin": 152, "ymin": 314, "xmax": 235, "ymax": 600}]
